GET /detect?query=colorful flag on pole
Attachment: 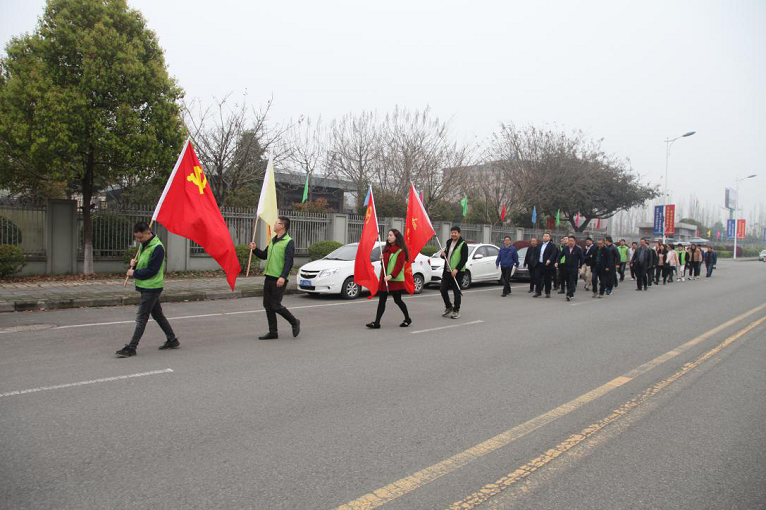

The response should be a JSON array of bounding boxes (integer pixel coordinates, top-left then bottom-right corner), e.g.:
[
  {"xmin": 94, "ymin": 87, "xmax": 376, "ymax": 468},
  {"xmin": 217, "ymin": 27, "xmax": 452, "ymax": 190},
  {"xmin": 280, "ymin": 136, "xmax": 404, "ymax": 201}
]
[
  {"xmin": 362, "ymin": 187, "xmax": 371, "ymax": 207},
  {"xmin": 257, "ymin": 158, "xmax": 279, "ymax": 240},
  {"xmin": 354, "ymin": 186, "xmax": 380, "ymax": 298},
  {"xmin": 152, "ymin": 140, "xmax": 240, "ymax": 290},
  {"xmin": 555, "ymin": 209, "xmax": 560, "ymax": 226},
  {"xmin": 716, "ymin": 230, "xmax": 721, "ymax": 240},
  {"xmin": 707, "ymin": 229, "xmax": 711, "ymax": 238},
  {"xmin": 301, "ymin": 172, "xmax": 309, "ymax": 203},
  {"xmin": 404, "ymin": 183, "xmax": 436, "ymax": 295},
  {"xmin": 460, "ymin": 196, "xmax": 468, "ymax": 217},
  {"xmin": 531, "ymin": 206, "xmax": 537, "ymax": 224},
  {"xmin": 596, "ymin": 218, "xmax": 601, "ymax": 229},
  {"xmin": 500, "ymin": 203, "xmax": 507, "ymax": 222},
  {"xmin": 575, "ymin": 212, "xmax": 581, "ymax": 227}
]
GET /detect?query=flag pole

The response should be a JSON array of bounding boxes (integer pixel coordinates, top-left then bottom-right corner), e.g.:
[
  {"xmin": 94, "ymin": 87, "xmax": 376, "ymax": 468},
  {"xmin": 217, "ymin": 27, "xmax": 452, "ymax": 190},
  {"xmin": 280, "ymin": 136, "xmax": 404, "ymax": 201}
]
[
  {"xmin": 377, "ymin": 234, "xmax": 389, "ymax": 292},
  {"xmin": 123, "ymin": 219, "xmax": 154, "ymax": 287},
  {"xmin": 246, "ymin": 215, "xmax": 258, "ymax": 277},
  {"xmin": 434, "ymin": 236, "xmax": 462, "ymax": 296}
]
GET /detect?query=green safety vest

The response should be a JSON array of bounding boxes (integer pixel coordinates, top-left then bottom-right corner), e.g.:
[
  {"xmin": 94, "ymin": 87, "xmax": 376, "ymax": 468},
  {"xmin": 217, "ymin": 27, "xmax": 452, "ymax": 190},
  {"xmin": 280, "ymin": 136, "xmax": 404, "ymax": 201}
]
[
  {"xmin": 386, "ymin": 249, "xmax": 405, "ymax": 281},
  {"xmin": 678, "ymin": 249, "xmax": 686, "ymax": 265},
  {"xmin": 450, "ymin": 241, "xmax": 466, "ymax": 273},
  {"xmin": 264, "ymin": 234, "xmax": 292, "ymax": 278},
  {"xmin": 560, "ymin": 246, "xmax": 567, "ymax": 264},
  {"xmin": 617, "ymin": 245, "xmax": 629, "ymax": 262},
  {"xmin": 135, "ymin": 235, "xmax": 165, "ymax": 290}
]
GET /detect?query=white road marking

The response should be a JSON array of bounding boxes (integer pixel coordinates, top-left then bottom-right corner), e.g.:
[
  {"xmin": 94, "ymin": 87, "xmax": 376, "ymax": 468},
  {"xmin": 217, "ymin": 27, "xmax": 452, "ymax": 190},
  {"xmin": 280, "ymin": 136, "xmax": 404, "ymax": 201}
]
[
  {"xmin": 411, "ymin": 320, "xmax": 484, "ymax": 334},
  {"xmin": 0, "ymin": 369, "xmax": 174, "ymax": 399}
]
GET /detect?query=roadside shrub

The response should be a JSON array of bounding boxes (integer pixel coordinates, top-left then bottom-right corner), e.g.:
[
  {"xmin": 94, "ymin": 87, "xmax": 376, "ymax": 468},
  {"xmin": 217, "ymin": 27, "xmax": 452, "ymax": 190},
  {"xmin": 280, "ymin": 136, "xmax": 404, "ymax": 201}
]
[
  {"xmin": 0, "ymin": 216, "xmax": 22, "ymax": 245},
  {"xmin": 0, "ymin": 244, "xmax": 26, "ymax": 277},
  {"xmin": 718, "ymin": 250, "xmax": 732, "ymax": 258},
  {"xmin": 743, "ymin": 247, "xmax": 761, "ymax": 257},
  {"xmin": 235, "ymin": 244, "xmax": 257, "ymax": 274},
  {"xmin": 308, "ymin": 240, "xmax": 342, "ymax": 261},
  {"xmin": 420, "ymin": 245, "xmax": 441, "ymax": 257}
]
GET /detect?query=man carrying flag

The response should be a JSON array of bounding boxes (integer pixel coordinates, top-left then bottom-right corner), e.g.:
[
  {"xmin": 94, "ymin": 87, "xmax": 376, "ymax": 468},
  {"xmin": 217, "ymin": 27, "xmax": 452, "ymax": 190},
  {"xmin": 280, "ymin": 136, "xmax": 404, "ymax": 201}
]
[
  {"xmin": 354, "ymin": 186, "xmax": 380, "ymax": 299},
  {"xmin": 440, "ymin": 226, "xmax": 469, "ymax": 319}
]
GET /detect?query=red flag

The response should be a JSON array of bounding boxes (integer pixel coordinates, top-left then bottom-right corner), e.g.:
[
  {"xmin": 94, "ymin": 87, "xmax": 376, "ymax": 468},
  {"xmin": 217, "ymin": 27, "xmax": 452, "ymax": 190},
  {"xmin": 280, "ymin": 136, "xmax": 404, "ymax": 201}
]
[
  {"xmin": 354, "ymin": 186, "xmax": 380, "ymax": 298},
  {"xmin": 500, "ymin": 203, "xmax": 507, "ymax": 221},
  {"xmin": 153, "ymin": 140, "xmax": 240, "ymax": 290},
  {"xmin": 597, "ymin": 218, "xmax": 601, "ymax": 229},
  {"xmin": 404, "ymin": 184, "xmax": 436, "ymax": 294}
]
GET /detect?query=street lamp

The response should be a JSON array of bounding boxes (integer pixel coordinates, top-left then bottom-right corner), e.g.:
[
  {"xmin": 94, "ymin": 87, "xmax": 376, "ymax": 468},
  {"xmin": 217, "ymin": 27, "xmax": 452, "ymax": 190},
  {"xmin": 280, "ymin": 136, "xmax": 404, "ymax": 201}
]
[
  {"xmin": 663, "ymin": 131, "xmax": 696, "ymax": 243},
  {"xmin": 733, "ymin": 174, "xmax": 757, "ymax": 259}
]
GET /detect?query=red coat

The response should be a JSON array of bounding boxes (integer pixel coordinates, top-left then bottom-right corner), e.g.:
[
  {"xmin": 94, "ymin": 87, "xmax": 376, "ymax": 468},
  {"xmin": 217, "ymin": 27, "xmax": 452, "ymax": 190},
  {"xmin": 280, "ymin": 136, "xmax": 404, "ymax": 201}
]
[{"xmin": 379, "ymin": 245, "xmax": 407, "ymax": 291}]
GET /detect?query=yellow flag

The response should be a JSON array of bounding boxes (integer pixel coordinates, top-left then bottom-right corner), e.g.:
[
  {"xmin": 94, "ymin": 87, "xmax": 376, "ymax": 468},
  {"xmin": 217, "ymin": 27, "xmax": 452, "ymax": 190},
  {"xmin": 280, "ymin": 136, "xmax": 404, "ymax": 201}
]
[{"xmin": 257, "ymin": 157, "xmax": 279, "ymax": 239}]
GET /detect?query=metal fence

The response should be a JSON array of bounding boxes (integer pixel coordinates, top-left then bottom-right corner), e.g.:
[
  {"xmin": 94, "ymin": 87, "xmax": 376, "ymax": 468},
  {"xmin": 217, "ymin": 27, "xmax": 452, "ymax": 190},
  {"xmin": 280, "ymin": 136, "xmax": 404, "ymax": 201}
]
[
  {"xmin": 347, "ymin": 214, "xmax": 386, "ymax": 244},
  {"xmin": 458, "ymin": 223, "xmax": 483, "ymax": 243},
  {"xmin": 189, "ymin": 207, "xmax": 254, "ymax": 256},
  {"xmin": 0, "ymin": 199, "xmax": 47, "ymax": 257},
  {"xmin": 491, "ymin": 226, "xmax": 517, "ymax": 245}
]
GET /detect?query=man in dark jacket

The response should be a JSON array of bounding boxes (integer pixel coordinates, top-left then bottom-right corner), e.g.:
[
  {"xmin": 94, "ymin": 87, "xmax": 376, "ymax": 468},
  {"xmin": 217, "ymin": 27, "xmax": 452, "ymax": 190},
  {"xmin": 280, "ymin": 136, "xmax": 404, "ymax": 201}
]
[
  {"xmin": 555, "ymin": 236, "xmax": 568, "ymax": 292},
  {"xmin": 556, "ymin": 236, "xmax": 584, "ymax": 301},
  {"xmin": 495, "ymin": 236, "xmax": 519, "ymax": 297},
  {"xmin": 534, "ymin": 232, "xmax": 558, "ymax": 298},
  {"xmin": 631, "ymin": 238, "xmax": 651, "ymax": 291},
  {"xmin": 605, "ymin": 237, "xmax": 620, "ymax": 290},
  {"xmin": 592, "ymin": 239, "xmax": 613, "ymax": 297},
  {"xmin": 523, "ymin": 237, "xmax": 539, "ymax": 293},
  {"xmin": 440, "ymin": 226, "xmax": 469, "ymax": 319},
  {"xmin": 582, "ymin": 237, "xmax": 596, "ymax": 292},
  {"xmin": 704, "ymin": 247, "xmax": 718, "ymax": 277},
  {"xmin": 646, "ymin": 244, "xmax": 658, "ymax": 287}
]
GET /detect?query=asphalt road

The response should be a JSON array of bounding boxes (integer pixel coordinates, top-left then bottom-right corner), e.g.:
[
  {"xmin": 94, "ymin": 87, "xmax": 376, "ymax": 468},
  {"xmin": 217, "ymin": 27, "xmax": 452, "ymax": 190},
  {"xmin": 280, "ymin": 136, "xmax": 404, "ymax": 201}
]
[{"xmin": 1, "ymin": 260, "xmax": 764, "ymax": 509}]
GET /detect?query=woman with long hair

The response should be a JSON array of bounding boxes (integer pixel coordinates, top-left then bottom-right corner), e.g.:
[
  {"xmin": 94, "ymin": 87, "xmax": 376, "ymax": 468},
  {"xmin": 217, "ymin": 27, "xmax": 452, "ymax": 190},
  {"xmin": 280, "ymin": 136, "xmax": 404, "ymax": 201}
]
[
  {"xmin": 689, "ymin": 243, "xmax": 703, "ymax": 280},
  {"xmin": 665, "ymin": 243, "xmax": 678, "ymax": 283},
  {"xmin": 366, "ymin": 229, "xmax": 412, "ymax": 328}
]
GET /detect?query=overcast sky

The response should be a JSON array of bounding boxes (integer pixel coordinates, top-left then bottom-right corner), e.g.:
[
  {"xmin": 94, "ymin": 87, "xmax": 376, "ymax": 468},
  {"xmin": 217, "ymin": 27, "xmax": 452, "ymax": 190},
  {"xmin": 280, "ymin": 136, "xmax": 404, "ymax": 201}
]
[{"xmin": 2, "ymin": 0, "xmax": 765, "ymax": 221}]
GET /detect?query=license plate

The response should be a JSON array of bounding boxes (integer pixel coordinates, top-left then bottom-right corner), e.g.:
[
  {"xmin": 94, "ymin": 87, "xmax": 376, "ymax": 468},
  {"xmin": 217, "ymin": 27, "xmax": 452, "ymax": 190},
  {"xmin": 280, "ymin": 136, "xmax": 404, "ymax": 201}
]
[{"xmin": 300, "ymin": 280, "xmax": 311, "ymax": 286}]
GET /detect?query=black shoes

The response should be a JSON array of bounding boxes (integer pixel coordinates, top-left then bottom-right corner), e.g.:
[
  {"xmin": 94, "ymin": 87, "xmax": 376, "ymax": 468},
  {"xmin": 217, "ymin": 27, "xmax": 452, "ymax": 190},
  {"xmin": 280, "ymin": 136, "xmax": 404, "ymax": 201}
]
[
  {"xmin": 366, "ymin": 322, "xmax": 381, "ymax": 329},
  {"xmin": 159, "ymin": 338, "xmax": 180, "ymax": 350},
  {"xmin": 533, "ymin": 293, "xmax": 541, "ymax": 298},
  {"xmin": 292, "ymin": 319, "xmax": 301, "ymax": 338},
  {"xmin": 501, "ymin": 293, "xmax": 507, "ymax": 297},
  {"xmin": 442, "ymin": 307, "xmax": 453, "ymax": 317},
  {"xmin": 528, "ymin": 289, "xmax": 534, "ymax": 293},
  {"xmin": 258, "ymin": 332, "xmax": 279, "ymax": 340},
  {"xmin": 400, "ymin": 318, "xmax": 412, "ymax": 328},
  {"xmin": 557, "ymin": 290, "xmax": 566, "ymax": 295},
  {"xmin": 566, "ymin": 296, "xmax": 571, "ymax": 301},
  {"xmin": 545, "ymin": 294, "xmax": 551, "ymax": 298},
  {"xmin": 116, "ymin": 344, "xmax": 136, "ymax": 358}
]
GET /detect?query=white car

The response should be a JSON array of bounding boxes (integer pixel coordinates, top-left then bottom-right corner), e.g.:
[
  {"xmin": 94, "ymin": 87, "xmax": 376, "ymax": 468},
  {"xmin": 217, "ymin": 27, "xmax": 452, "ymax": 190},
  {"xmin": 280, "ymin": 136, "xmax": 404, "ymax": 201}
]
[
  {"xmin": 428, "ymin": 243, "xmax": 502, "ymax": 289},
  {"xmin": 760, "ymin": 249, "xmax": 766, "ymax": 262},
  {"xmin": 297, "ymin": 242, "xmax": 433, "ymax": 299}
]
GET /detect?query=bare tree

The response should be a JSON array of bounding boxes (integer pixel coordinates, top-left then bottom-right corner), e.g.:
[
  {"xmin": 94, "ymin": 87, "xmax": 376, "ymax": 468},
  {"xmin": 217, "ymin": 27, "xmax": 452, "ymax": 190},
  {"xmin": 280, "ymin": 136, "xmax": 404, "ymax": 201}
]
[
  {"xmin": 325, "ymin": 111, "xmax": 381, "ymax": 207},
  {"xmin": 182, "ymin": 93, "xmax": 287, "ymax": 207},
  {"xmin": 281, "ymin": 116, "xmax": 327, "ymax": 202}
]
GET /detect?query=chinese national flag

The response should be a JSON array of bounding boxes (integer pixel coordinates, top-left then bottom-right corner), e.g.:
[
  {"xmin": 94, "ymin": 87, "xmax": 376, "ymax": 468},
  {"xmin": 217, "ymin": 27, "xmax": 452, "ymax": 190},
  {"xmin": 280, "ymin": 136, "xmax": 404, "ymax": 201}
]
[
  {"xmin": 152, "ymin": 140, "xmax": 241, "ymax": 290},
  {"xmin": 500, "ymin": 203, "xmax": 507, "ymax": 221},
  {"xmin": 354, "ymin": 186, "xmax": 380, "ymax": 298},
  {"xmin": 404, "ymin": 183, "xmax": 436, "ymax": 294}
]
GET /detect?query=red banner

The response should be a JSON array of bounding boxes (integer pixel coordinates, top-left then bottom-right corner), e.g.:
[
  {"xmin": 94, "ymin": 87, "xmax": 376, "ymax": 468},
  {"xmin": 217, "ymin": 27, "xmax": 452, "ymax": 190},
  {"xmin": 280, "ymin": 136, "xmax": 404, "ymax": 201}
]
[
  {"xmin": 546, "ymin": 217, "xmax": 555, "ymax": 230},
  {"xmin": 664, "ymin": 204, "xmax": 675, "ymax": 235},
  {"xmin": 737, "ymin": 219, "xmax": 746, "ymax": 239}
]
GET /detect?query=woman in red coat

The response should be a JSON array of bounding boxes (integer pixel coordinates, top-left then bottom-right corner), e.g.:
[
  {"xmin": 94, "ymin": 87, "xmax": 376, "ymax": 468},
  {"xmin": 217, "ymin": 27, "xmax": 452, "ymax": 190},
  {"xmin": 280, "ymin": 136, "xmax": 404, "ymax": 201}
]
[{"xmin": 366, "ymin": 229, "xmax": 412, "ymax": 328}]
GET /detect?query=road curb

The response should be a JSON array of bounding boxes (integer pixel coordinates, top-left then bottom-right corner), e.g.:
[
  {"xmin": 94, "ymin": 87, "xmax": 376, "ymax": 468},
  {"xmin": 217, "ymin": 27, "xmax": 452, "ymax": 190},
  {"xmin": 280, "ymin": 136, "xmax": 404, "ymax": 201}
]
[{"xmin": 4, "ymin": 287, "xmax": 300, "ymax": 312}]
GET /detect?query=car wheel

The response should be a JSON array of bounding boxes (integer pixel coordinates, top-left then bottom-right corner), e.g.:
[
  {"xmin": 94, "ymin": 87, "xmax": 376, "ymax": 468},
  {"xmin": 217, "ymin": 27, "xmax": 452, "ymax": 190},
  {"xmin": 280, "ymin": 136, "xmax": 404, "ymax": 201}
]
[
  {"xmin": 341, "ymin": 276, "xmax": 360, "ymax": 300},
  {"xmin": 413, "ymin": 273, "xmax": 425, "ymax": 294},
  {"xmin": 460, "ymin": 271, "xmax": 471, "ymax": 289}
]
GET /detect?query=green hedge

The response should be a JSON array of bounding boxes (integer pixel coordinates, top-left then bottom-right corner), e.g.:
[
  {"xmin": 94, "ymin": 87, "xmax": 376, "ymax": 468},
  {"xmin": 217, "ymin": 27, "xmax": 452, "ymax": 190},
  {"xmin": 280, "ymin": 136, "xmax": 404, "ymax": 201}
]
[
  {"xmin": 420, "ymin": 245, "xmax": 441, "ymax": 257},
  {"xmin": 0, "ymin": 244, "xmax": 26, "ymax": 277},
  {"xmin": 308, "ymin": 240, "xmax": 343, "ymax": 261},
  {"xmin": 718, "ymin": 250, "xmax": 732, "ymax": 258}
]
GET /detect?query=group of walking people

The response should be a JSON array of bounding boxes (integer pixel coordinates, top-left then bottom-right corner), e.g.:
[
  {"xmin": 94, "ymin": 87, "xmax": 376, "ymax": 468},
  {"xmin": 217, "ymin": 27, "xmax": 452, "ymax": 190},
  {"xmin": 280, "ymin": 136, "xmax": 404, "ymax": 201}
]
[{"xmin": 628, "ymin": 239, "xmax": 717, "ymax": 289}]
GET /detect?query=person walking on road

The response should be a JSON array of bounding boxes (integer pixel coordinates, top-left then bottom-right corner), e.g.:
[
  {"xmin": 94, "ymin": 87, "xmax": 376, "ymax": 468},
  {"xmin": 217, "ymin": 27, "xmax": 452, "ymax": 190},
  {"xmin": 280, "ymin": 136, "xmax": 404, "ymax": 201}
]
[
  {"xmin": 249, "ymin": 216, "xmax": 300, "ymax": 340},
  {"xmin": 666, "ymin": 243, "xmax": 679, "ymax": 283},
  {"xmin": 617, "ymin": 239, "xmax": 629, "ymax": 282},
  {"xmin": 581, "ymin": 237, "xmax": 595, "ymax": 292},
  {"xmin": 534, "ymin": 232, "xmax": 558, "ymax": 298},
  {"xmin": 523, "ymin": 237, "xmax": 540, "ymax": 293},
  {"xmin": 605, "ymin": 237, "xmax": 620, "ymax": 290},
  {"xmin": 631, "ymin": 238, "xmax": 651, "ymax": 291},
  {"xmin": 440, "ymin": 226, "xmax": 468, "ymax": 319},
  {"xmin": 689, "ymin": 243, "xmax": 703, "ymax": 280},
  {"xmin": 677, "ymin": 245, "xmax": 688, "ymax": 281},
  {"xmin": 705, "ymin": 246, "xmax": 718, "ymax": 278},
  {"xmin": 496, "ymin": 236, "xmax": 519, "ymax": 297},
  {"xmin": 654, "ymin": 242, "xmax": 666, "ymax": 285},
  {"xmin": 555, "ymin": 236, "xmax": 568, "ymax": 293},
  {"xmin": 629, "ymin": 241, "xmax": 638, "ymax": 280},
  {"xmin": 367, "ymin": 229, "xmax": 412, "ymax": 328},
  {"xmin": 592, "ymin": 239, "xmax": 612, "ymax": 298},
  {"xmin": 646, "ymin": 241, "xmax": 657, "ymax": 287},
  {"xmin": 556, "ymin": 235, "xmax": 584, "ymax": 301},
  {"xmin": 116, "ymin": 222, "xmax": 180, "ymax": 358}
]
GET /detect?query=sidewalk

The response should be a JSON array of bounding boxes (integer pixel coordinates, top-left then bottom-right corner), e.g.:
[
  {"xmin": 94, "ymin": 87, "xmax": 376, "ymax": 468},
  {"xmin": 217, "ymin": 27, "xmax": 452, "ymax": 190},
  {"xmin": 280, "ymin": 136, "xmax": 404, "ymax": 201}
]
[{"xmin": 0, "ymin": 276, "xmax": 299, "ymax": 313}]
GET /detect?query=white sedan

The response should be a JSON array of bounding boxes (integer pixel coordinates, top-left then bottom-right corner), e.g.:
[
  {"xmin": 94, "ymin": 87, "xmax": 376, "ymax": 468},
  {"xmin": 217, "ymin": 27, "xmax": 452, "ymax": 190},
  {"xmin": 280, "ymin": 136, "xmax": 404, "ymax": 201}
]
[
  {"xmin": 428, "ymin": 243, "xmax": 503, "ymax": 289},
  {"xmin": 297, "ymin": 242, "xmax": 433, "ymax": 299},
  {"xmin": 760, "ymin": 249, "xmax": 766, "ymax": 262}
]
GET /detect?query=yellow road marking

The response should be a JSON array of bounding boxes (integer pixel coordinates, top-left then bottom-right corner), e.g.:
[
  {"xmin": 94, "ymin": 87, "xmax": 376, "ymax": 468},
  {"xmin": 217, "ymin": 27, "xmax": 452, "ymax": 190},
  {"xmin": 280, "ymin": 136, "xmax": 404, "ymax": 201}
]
[
  {"xmin": 336, "ymin": 303, "xmax": 766, "ymax": 510},
  {"xmin": 448, "ymin": 314, "xmax": 766, "ymax": 509}
]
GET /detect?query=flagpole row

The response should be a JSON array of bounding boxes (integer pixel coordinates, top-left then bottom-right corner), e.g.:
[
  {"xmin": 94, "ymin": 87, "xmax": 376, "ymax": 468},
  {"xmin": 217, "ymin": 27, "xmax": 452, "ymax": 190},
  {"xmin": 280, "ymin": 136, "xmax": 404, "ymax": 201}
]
[
  {"xmin": 245, "ymin": 217, "xmax": 258, "ymax": 277},
  {"xmin": 434, "ymin": 236, "xmax": 462, "ymax": 296},
  {"xmin": 124, "ymin": 220, "xmax": 154, "ymax": 287},
  {"xmin": 378, "ymin": 234, "xmax": 389, "ymax": 292}
]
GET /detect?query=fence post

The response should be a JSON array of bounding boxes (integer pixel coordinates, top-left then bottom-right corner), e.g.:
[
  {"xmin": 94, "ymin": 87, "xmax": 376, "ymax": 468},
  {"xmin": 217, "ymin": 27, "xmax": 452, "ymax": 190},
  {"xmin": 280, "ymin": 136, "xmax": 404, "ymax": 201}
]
[
  {"xmin": 516, "ymin": 228, "xmax": 525, "ymax": 241},
  {"xmin": 164, "ymin": 230, "xmax": 188, "ymax": 272},
  {"xmin": 389, "ymin": 217, "xmax": 404, "ymax": 233},
  {"xmin": 328, "ymin": 213, "xmax": 348, "ymax": 244},
  {"xmin": 482, "ymin": 225, "xmax": 491, "ymax": 244},
  {"xmin": 439, "ymin": 222, "xmax": 452, "ymax": 244},
  {"xmin": 45, "ymin": 199, "xmax": 77, "ymax": 275}
]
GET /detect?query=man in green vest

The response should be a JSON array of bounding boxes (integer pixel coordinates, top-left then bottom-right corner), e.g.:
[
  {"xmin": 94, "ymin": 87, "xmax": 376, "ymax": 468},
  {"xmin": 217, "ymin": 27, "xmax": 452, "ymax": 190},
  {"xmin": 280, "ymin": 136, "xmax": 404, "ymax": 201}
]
[
  {"xmin": 439, "ymin": 226, "xmax": 468, "ymax": 319},
  {"xmin": 249, "ymin": 216, "xmax": 300, "ymax": 339},
  {"xmin": 116, "ymin": 222, "xmax": 179, "ymax": 357}
]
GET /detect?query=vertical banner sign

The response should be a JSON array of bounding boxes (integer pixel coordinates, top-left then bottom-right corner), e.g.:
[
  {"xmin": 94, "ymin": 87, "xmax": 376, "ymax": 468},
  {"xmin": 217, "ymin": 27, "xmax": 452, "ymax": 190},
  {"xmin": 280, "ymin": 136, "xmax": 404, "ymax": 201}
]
[
  {"xmin": 546, "ymin": 217, "xmax": 556, "ymax": 230},
  {"xmin": 726, "ymin": 219, "xmax": 736, "ymax": 239},
  {"xmin": 664, "ymin": 204, "xmax": 675, "ymax": 235},
  {"xmin": 763, "ymin": 227, "xmax": 766, "ymax": 244},
  {"xmin": 653, "ymin": 206, "xmax": 664, "ymax": 236},
  {"xmin": 736, "ymin": 219, "xmax": 746, "ymax": 239}
]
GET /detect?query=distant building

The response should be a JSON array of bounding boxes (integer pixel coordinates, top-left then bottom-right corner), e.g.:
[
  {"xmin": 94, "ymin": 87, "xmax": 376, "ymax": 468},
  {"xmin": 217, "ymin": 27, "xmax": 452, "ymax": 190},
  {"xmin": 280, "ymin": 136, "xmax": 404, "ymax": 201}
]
[
  {"xmin": 637, "ymin": 222, "xmax": 697, "ymax": 242},
  {"xmin": 274, "ymin": 172, "xmax": 357, "ymax": 212}
]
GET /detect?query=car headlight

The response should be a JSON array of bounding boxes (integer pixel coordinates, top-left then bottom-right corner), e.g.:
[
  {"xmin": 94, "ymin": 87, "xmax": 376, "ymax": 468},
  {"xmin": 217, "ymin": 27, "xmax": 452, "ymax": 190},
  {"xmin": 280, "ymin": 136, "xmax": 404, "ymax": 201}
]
[{"xmin": 318, "ymin": 268, "xmax": 340, "ymax": 278}]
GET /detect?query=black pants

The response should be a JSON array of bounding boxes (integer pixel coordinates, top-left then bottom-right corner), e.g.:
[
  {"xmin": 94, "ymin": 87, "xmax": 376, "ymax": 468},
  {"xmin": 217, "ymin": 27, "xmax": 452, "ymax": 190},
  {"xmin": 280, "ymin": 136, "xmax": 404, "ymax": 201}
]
[
  {"xmin": 618, "ymin": 262, "xmax": 626, "ymax": 281},
  {"xmin": 612, "ymin": 265, "xmax": 619, "ymax": 288},
  {"xmin": 653, "ymin": 265, "xmax": 662, "ymax": 284},
  {"xmin": 129, "ymin": 290, "xmax": 176, "ymax": 349},
  {"xmin": 662, "ymin": 265, "xmax": 672, "ymax": 283},
  {"xmin": 564, "ymin": 268, "xmax": 578, "ymax": 297},
  {"xmin": 556, "ymin": 267, "xmax": 566, "ymax": 290},
  {"xmin": 706, "ymin": 263, "xmax": 714, "ymax": 277},
  {"xmin": 646, "ymin": 267, "xmax": 653, "ymax": 286},
  {"xmin": 263, "ymin": 276, "xmax": 297, "ymax": 334},
  {"xmin": 635, "ymin": 267, "xmax": 648, "ymax": 290},
  {"xmin": 440, "ymin": 272, "xmax": 463, "ymax": 311},
  {"xmin": 500, "ymin": 266, "xmax": 513, "ymax": 294},
  {"xmin": 528, "ymin": 269, "xmax": 536, "ymax": 291},
  {"xmin": 535, "ymin": 265, "xmax": 554, "ymax": 295},
  {"xmin": 375, "ymin": 290, "xmax": 410, "ymax": 323},
  {"xmin": 593, "ymin": 269, "xmax": 608, "ymax": 295},
  {"xmin": 691, "ymin": 262, "xmax": 701, "ymax": 277},
  {"xmin": 629, "ymin": 263, "xmax": 636, "ymax": 279}
]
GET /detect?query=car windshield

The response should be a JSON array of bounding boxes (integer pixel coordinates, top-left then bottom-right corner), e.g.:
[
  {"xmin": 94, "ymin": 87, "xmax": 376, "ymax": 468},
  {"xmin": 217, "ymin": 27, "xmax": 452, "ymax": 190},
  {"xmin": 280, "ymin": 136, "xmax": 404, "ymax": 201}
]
[{"xmin": 324, "ymin": 244, "xmax": 381, "ymax": 262}]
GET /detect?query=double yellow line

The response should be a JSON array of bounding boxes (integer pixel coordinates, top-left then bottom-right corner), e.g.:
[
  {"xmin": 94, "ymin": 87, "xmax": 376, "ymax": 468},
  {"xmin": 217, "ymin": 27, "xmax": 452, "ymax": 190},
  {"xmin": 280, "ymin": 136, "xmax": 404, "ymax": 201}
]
[{"xmin": 338, "ymin": 303, "xmax": 766, "ymax": 510}]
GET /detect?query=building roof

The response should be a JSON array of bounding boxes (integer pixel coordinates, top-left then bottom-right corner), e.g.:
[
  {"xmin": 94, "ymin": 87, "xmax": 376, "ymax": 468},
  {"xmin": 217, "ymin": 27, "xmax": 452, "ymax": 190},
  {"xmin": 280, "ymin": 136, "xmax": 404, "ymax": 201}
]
[{"xmin": 274, "ymin": 171, "xmax": 356, "ymax": 192}]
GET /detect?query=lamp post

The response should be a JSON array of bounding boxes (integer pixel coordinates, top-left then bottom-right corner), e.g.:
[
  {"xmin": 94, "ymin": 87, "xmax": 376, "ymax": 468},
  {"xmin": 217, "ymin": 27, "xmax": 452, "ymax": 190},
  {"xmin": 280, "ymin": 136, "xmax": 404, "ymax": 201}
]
[
  {"xmin": 663, "ymin": 131, "xmax": 696, "ymax": 243},
  {"xmin": 733, "ymin": 174, "xmax": 757, "ymax": 259}
]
